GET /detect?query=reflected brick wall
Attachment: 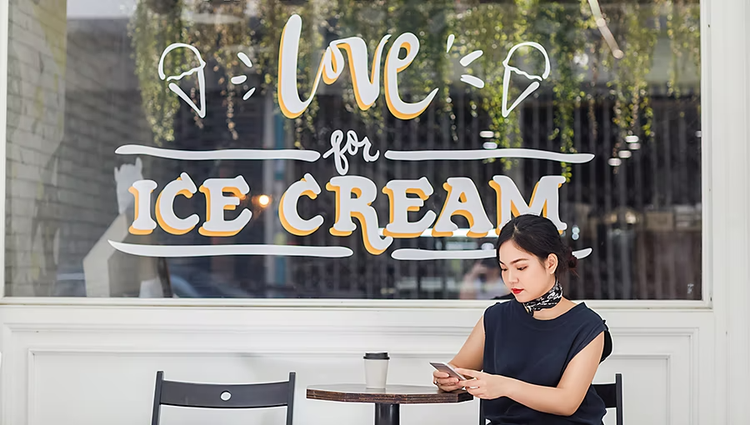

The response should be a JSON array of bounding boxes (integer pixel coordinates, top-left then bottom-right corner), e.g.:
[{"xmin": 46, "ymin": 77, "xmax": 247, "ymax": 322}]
[{"xmin": 5, "ymin": 0, "xmax": 155, "ymax": 296}]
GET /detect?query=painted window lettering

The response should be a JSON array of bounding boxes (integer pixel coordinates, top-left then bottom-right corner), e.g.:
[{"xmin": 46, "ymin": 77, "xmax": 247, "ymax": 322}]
[
  {"xmin": 323, "ymin": 130, "xmax": 380, "ymax": 176},
  {"xmin": 157, "ymin": 14, "xmax": 489, "ymax": 121},
  {"xmin": 113, "ymin": 13, "xmax": 595, "ymax": 261},
  {"xmin": 124, "ymin": 173, "xmax": 572, "ymax": 257}
]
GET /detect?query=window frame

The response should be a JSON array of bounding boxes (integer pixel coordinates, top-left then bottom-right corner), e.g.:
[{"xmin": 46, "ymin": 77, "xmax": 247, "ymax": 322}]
[{"xmin": 0, "ymin": 0, "xmax": 713, "ymax": 309}]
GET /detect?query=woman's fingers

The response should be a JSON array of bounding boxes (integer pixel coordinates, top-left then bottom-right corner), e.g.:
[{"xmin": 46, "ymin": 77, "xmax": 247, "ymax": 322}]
[
  {"xmin": 432, "ymin": 370, "xmax": 460, "ymax": 391},
  {"xmin": 438, "ymin": 381, "xmax": 458, "ymax": 388},
  {"xmin": 454, "ymin": 368, "xmax": 486, "ymax": 380},
  {"xmin": 434, "ymin": 377, "xmax": 460, "ymax": 390},
  {"xmin": 433, "ymin": 371, "xmax": 457, "ymax": 384},
  {"xmin": 464, "ymin": 379, "xmax": 482, "ymax": 389},
  {"xmin": 438, "ymin": 383, "xmax": 463, "ymax": 392}
]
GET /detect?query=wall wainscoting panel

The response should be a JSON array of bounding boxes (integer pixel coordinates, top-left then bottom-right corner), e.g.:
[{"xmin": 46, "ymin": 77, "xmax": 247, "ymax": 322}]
[{"xmin": 0, "ymin": 305, "xmax": 713, "ymax": 425}]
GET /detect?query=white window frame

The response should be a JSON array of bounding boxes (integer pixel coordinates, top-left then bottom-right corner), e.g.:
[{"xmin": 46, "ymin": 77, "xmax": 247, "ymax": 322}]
[{"xmin": 0, "ymin": 0, "xmax": 720, "ymax": 311}]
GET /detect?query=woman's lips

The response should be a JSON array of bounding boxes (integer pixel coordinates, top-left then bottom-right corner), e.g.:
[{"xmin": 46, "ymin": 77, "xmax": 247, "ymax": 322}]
[{"xmin": 511, "ymin": 288, "xmax": 523, "ymax": 294}]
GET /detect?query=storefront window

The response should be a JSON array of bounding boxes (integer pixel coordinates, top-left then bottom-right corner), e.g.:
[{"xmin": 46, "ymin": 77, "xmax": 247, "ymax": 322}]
[{"xmin": 4, "ymin": 0, "xmax": 701, "ymax": 299}]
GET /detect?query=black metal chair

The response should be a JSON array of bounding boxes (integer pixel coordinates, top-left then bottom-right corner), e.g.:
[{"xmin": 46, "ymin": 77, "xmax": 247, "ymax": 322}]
[
  {"xmin": 593, "ymin": 373, "xmax": 624, "ymax": 425},
  {"xmin": 150, "ymin": 370, "xmax": 296, "ymax": 425},
  {"xmin": 479, "ymin": 373, "xmax": 623, "ymax": 425}
]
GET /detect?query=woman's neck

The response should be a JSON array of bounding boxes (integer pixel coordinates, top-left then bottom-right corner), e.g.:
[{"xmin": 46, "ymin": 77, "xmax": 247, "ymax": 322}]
[{"xmin": 529, "ymin": 297, "xmax": 575, "ymax": 320}]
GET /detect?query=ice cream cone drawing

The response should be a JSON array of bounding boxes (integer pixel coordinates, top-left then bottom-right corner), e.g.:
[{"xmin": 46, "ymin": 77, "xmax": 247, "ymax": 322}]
[
  {"xmin": 501, "ymin": 42, "xmax": 551, "ymax": 118},
  {"xmin": 158, "ymin": 43, "xmax": 207, "ymax": 118}
]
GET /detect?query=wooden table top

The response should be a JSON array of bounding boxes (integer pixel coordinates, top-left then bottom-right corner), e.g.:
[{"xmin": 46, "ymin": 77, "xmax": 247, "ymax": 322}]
[{"xmin": 306, "ymin": 383, "xmax": 473, "ymax": 405}]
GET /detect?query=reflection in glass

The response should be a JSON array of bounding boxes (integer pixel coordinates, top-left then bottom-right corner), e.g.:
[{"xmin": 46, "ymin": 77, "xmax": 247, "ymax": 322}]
[{"xmin": 5, "ymin": 0, "xmax": 701, "ymax": 300}]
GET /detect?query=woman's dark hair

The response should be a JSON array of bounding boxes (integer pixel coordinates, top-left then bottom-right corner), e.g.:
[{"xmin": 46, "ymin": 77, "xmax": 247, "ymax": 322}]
[{"xmin": 495, "ymin": 214, "xmax": 577, "ymax": 278}]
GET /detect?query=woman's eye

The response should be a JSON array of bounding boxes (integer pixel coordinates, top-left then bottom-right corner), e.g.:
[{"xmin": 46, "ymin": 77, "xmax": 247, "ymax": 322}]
[
  {"xmin": 500, "ymin": 269, "xmax": 508, "ymax": 273},
  {"xmin": 518, "ymin": 267, "xmax": 527, "ymax": 271}
]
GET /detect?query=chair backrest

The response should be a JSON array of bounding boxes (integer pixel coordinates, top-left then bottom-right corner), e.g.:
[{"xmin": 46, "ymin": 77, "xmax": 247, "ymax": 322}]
[
  {"xmin": 592, "ymin": 373, "xmax": 623, "ymax": 425},
  {"xmin": 150, "ymin": 371, "xmax": 296, "ymax": 425},
  {"xmin": 479, "ymin": 373, "xmax": 623, "ymax": 425}
]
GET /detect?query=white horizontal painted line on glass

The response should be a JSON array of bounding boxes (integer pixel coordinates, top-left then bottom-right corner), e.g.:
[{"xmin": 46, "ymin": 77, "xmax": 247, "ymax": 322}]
[
  {"xmin": 115, "ymin": 145, "xmax": 321, "ymax": 162},
  {"xmin": 109, "ymin": 241, "xmax": 353, "ymax": 258},
  {"xmin": 391, "ymin": 248, "xmax": 593, "ymax": 261},
  {"xmin": 384, "ymin": 148, "xmax": 594, "ymax": 163}
]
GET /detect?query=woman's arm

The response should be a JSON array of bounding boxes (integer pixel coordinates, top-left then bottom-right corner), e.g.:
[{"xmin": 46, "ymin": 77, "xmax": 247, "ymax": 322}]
[
  {"xmin": 449, "ymin": 316, "xmax": 485, "ymax": 371},
  {"xmin": 433, "ymin": 316, "xmax": 485, "ymax": 391},
  {"xmin": 456, "ymin": 332, "xmax": 605, "ymax": 417}
]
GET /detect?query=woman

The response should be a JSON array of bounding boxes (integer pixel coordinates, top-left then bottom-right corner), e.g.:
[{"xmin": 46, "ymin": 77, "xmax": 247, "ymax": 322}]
[{"xmin": 433, "ymin": 214, "xmax": 612, "ymax": 424}]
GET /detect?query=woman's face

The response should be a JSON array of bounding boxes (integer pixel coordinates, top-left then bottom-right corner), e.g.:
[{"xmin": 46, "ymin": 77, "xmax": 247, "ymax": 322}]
[{"xmin": 498, "ymin": 240, "xmax": 557, "ymax": 302}]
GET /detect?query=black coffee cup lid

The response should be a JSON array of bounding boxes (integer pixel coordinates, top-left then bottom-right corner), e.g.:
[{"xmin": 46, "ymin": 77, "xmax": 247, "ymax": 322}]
[{"xmin": 364, "ymin": 352, "xmax": 389, "ymax": 360}]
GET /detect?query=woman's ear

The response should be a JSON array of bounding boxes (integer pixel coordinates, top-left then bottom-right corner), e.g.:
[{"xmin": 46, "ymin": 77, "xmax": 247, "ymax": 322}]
[{"xmin": 546, "ymin": 253, "xmax": 558, "ymax": 275}]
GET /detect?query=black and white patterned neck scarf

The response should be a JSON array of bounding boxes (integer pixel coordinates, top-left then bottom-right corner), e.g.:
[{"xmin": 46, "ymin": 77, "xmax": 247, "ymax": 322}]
[{"xmin": 522, "ymin": 280, "xmax": 563, "ymax": 316}]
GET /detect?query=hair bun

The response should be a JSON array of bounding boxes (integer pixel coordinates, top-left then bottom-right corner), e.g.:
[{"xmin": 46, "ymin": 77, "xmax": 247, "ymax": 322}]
[
  {"xmin": 567, "ymin": 255, "xmax": 578, "ymax": 270},
  {"xmin": 564, "ymin": 246, "xmax": 578, "ymax": 275}
]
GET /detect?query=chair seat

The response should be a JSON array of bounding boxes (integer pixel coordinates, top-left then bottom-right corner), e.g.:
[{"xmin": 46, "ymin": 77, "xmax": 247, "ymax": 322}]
[{"xmin": 150, "ymin": 371, "xmax": 296, "ymax": 425}]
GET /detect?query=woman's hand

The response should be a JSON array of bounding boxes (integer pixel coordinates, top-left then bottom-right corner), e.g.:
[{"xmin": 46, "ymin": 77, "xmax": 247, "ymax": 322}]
[
  {"xmin": 432, "ymin": 367, "xmax": 464, "ymax": 392},
  {"xmin": 454, "ymin": 368, "xmax": 514, "ymax": 400}
]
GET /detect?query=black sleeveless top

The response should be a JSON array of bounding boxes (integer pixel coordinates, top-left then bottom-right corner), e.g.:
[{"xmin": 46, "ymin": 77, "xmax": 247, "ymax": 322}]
[{"xmin": 482, "ymin": 299, "xmax": 612, "ymax": 424}]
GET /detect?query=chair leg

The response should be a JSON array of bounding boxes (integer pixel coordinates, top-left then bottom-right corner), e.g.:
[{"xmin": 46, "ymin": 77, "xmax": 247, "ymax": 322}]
[
  {"xmin": 615, "ymin": 373, "xmax": 623, "ymax": 425},
  {"xmin": 151, "ymin": 371, "xmax": 164, "ymax": 425},
  {"xmin": 286, "ymin": 372, "xmax": 296, "ymax": 425}
]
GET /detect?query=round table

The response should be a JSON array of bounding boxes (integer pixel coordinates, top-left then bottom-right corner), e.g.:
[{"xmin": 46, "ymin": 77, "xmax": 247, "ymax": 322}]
[{"xmin": 306, "ymin": 383, "xmax": 473, "ymax": 425}]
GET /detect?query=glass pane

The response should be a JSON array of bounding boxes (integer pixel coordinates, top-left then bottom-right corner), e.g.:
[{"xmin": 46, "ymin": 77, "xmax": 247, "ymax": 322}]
[{"xmin": 4, "ymin": 0, "xmax": 701, "ymax": 299}]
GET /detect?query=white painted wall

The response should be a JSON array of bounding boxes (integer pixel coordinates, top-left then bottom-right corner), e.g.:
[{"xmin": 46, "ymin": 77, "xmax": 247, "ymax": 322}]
[{"xmin": 0, "ymin": 302, "xmax": 714, "ymax": 425}]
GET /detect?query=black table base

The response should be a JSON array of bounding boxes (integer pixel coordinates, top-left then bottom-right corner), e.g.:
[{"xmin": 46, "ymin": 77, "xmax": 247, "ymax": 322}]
[{"xmin": 375, "ymin": 403, "xmax": 400, "ymax": 425}]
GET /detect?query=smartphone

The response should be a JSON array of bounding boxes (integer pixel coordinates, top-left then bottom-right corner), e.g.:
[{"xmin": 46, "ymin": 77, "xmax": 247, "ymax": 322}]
[{"xmin": 430, "ymin": 362, "xmax": 467, "ymax": 381}]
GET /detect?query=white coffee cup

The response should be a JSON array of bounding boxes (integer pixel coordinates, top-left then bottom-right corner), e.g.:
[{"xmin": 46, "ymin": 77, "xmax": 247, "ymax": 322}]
[{"xmin": 363, "ymin": 352, "xmax": 389, "ymax": 388}]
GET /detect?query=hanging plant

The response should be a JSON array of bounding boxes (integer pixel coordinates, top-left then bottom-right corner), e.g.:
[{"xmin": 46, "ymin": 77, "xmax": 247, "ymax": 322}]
[
  {"xmin": 662, "ymin": 0, "xmax": 701, "ymax": 129},
  {"xmin": 333, "ymin": 0, "xmax": 390, "ymax": 137},
  {"xmin": 130, "ymin": 0, "xmax": 334, "ymax": 147},
  {"xmin": 664, "ymin": 0, "xmax": 701, "ymax": 99},
  {"xmin": 129, "ymin": 0, "xmax": 186, "ymax": 145},
  {"xmin": 601, "ymin": 2, "xmax": 659, "ymax": 160},
  {"xmin": 393, "ymin": 0, "xmax": 455, "ymax": 138},
  {"xmin": 457, "ymin": 1, "xmax": 525, "ymax": 169},
  {"xmin": 130, "ymin": 0, "xmax": 253, "ymax": 144},
  {"xmin": 146, "ymin": 0, "xmax": 179, "ymax": 15},
  {"xmin": 186, "ymin": 0, "xmax": 252, "ymax": 141},
  {"xmin": 328, "ymin": 0, "xmax": 456, "ymax": 142},
  {"xmin": 255, "ymin": 0, "xmax": 338, "ymax": 148},
  {"xmin": 585, "ymin": 36, "xmax": 606, "ymax": 147},
  {"xmin": 538, "ymin": 1, "xmax": 595, "ymax": 182}
]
